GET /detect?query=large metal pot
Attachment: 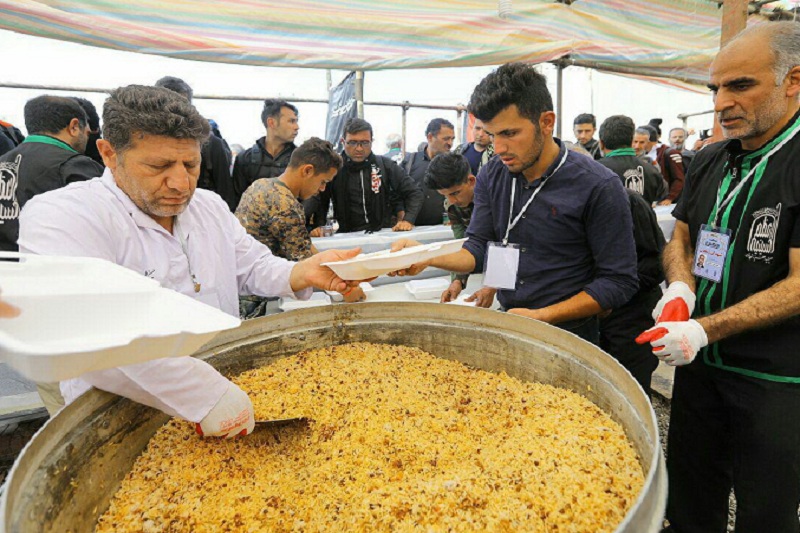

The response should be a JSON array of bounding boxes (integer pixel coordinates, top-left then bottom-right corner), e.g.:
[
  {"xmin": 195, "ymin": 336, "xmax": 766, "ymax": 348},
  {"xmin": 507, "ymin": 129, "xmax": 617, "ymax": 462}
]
[{"xmin": 1, "ymin": 303, "xmax": 666, "ymax": 532}]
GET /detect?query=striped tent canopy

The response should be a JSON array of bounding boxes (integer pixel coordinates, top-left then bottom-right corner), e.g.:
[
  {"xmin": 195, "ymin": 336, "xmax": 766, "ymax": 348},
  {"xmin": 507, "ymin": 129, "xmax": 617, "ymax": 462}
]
[{"xmin": 0, "ymin": 1, "xmax": 788, "ymax": 85}]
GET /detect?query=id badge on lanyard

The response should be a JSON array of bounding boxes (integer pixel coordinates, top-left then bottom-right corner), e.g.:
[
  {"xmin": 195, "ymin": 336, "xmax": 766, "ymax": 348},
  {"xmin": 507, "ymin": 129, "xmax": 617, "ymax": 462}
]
[
  {"xmin": 484, "ymin": 242, "xmax": 520, "ymax": 289},
  {"xmin": 693, "ymin": 224, "xmax": 731, "ymax": 283},
  {"xmin": 484, "ymin": 148, "xmax": 569, "ymax": 291}
]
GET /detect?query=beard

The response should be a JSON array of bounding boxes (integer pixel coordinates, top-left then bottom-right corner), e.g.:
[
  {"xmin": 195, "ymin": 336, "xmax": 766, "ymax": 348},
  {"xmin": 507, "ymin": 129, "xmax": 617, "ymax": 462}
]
[
  {"xmin": 505, "ymin": 127, "xmax": 545, "ymax": 175},
  {"xmin": 719, "ymin": 87, "xmax": 787, "ymax": 143},
  {"xmin": 116, "ymin": 163, "xmax": 194, "ymax": 219}
]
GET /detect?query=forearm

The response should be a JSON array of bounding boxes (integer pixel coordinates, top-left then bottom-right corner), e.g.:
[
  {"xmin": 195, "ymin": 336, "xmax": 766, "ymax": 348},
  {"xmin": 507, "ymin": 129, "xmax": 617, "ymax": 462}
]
[
  {"xmin": 429, "ymin": 248, "xmax": 476, "ymax": 273},
  {"xmin": 662, "ymin": 223, "xmax": 696, "ymax": 290},
  {"xmin": 533, "ymin": 291, "xmax": 603, "ymax": 324},
  {"xmin": 698, "ymin": 276, "xmax": 800, "ymax": 344}
]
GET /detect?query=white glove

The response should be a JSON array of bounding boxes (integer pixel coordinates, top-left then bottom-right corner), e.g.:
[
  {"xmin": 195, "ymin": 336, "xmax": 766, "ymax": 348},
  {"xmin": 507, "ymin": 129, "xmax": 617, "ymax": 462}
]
[
  {"xmin": 651, "ymin": 281, "xmax": 696, "ymax": 323},
  {"xmin": 196, "ymin": 381, "xmax": 255, "ymax": 438},
  {"xmin": 637, "ymin": 319, "xmax": 708, "ymax": 366}
]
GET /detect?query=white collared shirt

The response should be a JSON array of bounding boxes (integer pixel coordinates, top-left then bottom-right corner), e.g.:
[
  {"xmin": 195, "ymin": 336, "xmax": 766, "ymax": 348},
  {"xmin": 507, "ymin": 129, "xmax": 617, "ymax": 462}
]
[{"xmin": 18, "ymin": 168, "xmax": 310, "ymax": 421}]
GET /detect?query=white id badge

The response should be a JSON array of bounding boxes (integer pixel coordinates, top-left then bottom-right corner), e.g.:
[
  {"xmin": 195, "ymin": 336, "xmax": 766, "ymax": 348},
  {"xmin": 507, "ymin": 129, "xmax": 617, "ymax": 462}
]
[
  {"xmin": 484, "ymin": 242, "xmax": 519, "ymax": 290},
  {"xmin": 693, "ymin": 225, "xmax": 731, "ymax": 283}
]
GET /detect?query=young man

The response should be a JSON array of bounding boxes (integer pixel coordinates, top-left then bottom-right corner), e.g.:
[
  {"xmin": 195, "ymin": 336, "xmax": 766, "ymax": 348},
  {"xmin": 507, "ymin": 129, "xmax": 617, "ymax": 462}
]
[
  {"xmin": 637, "ymin": 22, "xmax": 800, "ymax": 531},
  {"xmin": 403, "ymin": 118, "xmax": 456, "ymax": 226},
  {"xmin": 232, "ymin": 98, "xmax": 299, "ymax": 208},
  {"xmin": 390, "ymin": 63, "xmax": 638, "ymax": 343},
  {"xmin": 0, "ymin": 95, "xmax": 103, "ymax": 252},
  {"xmin": 423, "ymin": 152, "xmax": 496, "ymax": 308},
  {"xmin": 18, "ymin": 85, "xmax": 362, "ymax": 435},
  {"xmin": 315, "ymin": 118, "xmax": 422, "ymax": 233},
  {"xmin": 454, "ymin": 118, "xmax": 494, "ymax": 176},
  {"xmin": 573, "ymin": 113, "xmax": 603, "ymax": 160},
  {"xmin": 236, "ymin": 138, "xmax": 365, "ymax": 317}
]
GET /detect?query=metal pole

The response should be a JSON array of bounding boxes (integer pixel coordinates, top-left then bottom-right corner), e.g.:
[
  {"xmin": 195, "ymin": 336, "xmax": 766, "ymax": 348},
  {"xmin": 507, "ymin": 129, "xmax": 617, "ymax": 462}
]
[
  {"xmin": 556, "ymin": 62, "xmax": 564, "ymax": 139},
  {"xmin": 355, "ymin": 71, "xmax": 365, "ymax": 119},
  {"xmin": 401, "ymin": 102, "xmax": 409, "ymax": 159},
  {"xmin": 456, "ymin": 109, "xmax": 463, "ymax": 146},
  {"xmin": 326, "ymin": 70, "xmax": 332, "ymax": 92}
]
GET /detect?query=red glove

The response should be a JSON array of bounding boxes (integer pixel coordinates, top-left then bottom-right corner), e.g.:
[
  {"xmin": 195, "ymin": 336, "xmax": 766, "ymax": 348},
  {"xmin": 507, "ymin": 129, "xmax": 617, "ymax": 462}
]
[
  {"xmin": 635, "ymin": 320, "xmax": 708, "ymax": 366},
  {"xmin": 651, "ymin": 281, "xmax": 696, "ymax": 323}
]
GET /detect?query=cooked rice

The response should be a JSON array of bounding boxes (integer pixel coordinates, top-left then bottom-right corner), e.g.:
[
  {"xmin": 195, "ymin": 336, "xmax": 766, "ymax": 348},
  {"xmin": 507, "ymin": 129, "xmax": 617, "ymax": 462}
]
[{"xmin": 97, "ymin": 342, "xmax": 644, "ymax": 532}]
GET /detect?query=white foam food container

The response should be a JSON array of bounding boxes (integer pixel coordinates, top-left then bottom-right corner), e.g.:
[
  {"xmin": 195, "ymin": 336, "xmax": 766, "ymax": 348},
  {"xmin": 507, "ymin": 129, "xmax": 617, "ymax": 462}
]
[
  {"xmin": 279, "ymin": 292, "xmax": 332, "ymax": 311},
  {"xmin": 0, "ymin": 253, "xmax": 241, "ymax": 382},
  {"xmin": 322, "ymin": 238, "xmax": 467, "ymax": 280},
  {"xmin": 405, "ymin": 278, "xmax": 451, "ymax": 300},
  {"xmin": 325, "ymin": 282, "xmax": 375, "ymax": 302}
]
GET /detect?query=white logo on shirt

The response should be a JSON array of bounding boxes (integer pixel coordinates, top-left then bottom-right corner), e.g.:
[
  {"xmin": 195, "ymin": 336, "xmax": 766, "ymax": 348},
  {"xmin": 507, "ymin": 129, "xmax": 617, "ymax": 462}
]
[
  {"xmin": 0, "ymin": 154, "xmax": 21, "ymax": 224},
  {"xmin": 746, "ymin": 203, "xmax": 781, "ymax": 263},
  {"xmin": 623, "ymin": 166, "xmax": 645, "ymax": 195}
]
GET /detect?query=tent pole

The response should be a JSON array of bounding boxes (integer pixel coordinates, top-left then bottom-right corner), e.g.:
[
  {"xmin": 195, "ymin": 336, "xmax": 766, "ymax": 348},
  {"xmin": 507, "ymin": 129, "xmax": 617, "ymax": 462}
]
[
  {"xmin": 710, "ymin": 0, "xmax": 748, "ymax": 141},
  {"xmin": 401, "ymin": 102, "xmax": 409, "ymax": 159},
  {"xmin": 556, "ymin": 62, "xmax": 564, "ymax": 139},
  {"xmin": 355, "ymin": 70, "xmax": 365, "ymax": 119}
]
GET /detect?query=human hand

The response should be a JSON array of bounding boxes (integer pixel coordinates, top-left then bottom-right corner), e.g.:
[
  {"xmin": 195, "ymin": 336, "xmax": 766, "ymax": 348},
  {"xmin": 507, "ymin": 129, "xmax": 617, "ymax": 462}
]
[
  {"xmin": 342, "ymin": 285, "xmax": 366, "ymax": 303},
  {"xmin": 652, "ymin": 281, "xmax": 695, "ymax": 323},
  {"xmin": 386, "ymin": 239, "xmax": 429, "ymax": 277},
  {"xmin": 465, "ymin": 287, "xmax": 496, "ymax": 308},
  {"xmin": 309, "ymin": 227, "xmax": 324, "ymax": 238},
  {"xmin": 0, "ymin": 289, "xmax": 20, "ymax": 318},
  {"xmin": 657, "ymin": 199, "xmax": 673, "ymax": 206},
  {"xmin": 196, "ymin": 381, "xmax": 255, "ymax": 438},
  {"xmin": 392, "ymin": 220, "xmax": 414, "ymax": 231},
  {"xmin": 440, "ymin": 280, "xmax": 463, "ymax": 303},
  {"xmin": 291, "ymin": 248, "xmax": 364, "ymax": 292},
  {"xmin": 635, "ymin": 319, "xmax": 708, "ymax": 366}
]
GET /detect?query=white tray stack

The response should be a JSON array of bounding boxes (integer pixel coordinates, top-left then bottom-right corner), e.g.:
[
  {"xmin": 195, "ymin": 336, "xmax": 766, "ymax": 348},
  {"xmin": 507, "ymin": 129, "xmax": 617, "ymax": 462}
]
[{"xmin": 0, "ymin": 253, "xmax": 240, "ymax": 382}]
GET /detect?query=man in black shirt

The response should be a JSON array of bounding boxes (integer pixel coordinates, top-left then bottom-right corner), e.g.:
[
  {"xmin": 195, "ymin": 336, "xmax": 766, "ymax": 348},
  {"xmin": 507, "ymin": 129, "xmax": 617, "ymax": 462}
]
[
  {"xmin": 403, "ymin": 118, "xmax": 455, "ymax": 226},
  {"xmin": 232, "ymin": 98, "xmax": 299, "ymax": 208},
  {"xmin": 454, "ymin": 118, "xmax": 494, "ymax": 176},
  {"xmin": 598, "ymin": 115, "xmax": 667, "ymax": 204},
  {"xmin": 314, "ymin": 118, "xmax": 422, "ymax": 233},
  {"xmin": 0, "ymin": 95, "xmax": 102, "ymax": 251},
  {"xmin": 637, "ymin": 22, "xmax": 800, "ymax": 532}
]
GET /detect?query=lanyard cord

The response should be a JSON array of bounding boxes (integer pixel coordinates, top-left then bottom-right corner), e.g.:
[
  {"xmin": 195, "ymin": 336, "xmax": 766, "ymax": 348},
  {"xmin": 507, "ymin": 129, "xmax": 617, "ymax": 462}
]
[
  {"xmin": 174, "ymin": 218, "xmax": 201, "ymax": 293},
  {"xmin": 713, "ymin": 124, "xmax": 800, "ymax": 227},
  {"xmin": 503, "ymin": 148, "xmax": 569, "ymax": 245}
]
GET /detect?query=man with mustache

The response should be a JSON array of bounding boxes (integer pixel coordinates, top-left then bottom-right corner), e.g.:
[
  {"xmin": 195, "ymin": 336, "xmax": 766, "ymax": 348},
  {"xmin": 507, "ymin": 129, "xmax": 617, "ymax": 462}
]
[
  {"xmin": 17, "ymin": 85, "xmax": 360, "ymax": 437},
  {"xmin": 636, "ymin": 22, "xmax": 800, "ymax": 532}
]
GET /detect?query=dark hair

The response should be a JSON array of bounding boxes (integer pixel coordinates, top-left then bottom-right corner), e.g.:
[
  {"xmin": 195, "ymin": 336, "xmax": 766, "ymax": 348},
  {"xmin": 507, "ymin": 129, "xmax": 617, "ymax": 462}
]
[
  {"xmin": 289, "ymin": 137, "xmax": 343, "ymax": 173},
  {"xmin": 468, "ymin": 62, "xmax": 553, "ymax": 123},
  {"xmin": 573, "ymin": 113, "xmax": 596, "ymax": 127},
  {"xmin": 260, "ymin": 99, "xmax": 298, "ymax": 128},
  {"xmin": 424, "ymin": 152, "xmax": 471, "ymax": 190},
  {"xmin": 636, "ymin": 125, "xmax": 659, "ymax": 142},
  {"xmin": 24, "ymin": 95, "xmax": 87, "ymax": 136},
  {"xmin": 154, "ymin": 76, "xmax": 193, "ymax": 102},
  {"xmin": 598, "ymin": 115, "xmax": 635, "ymax": 151},
  {"xmin": 425, "ymin": 118, "xmax": 454, "ymax": 137},
  {"xmin": 71, "ymin": 97, "xmax": 100, "ymax": 132},
  {"xmin": 343, "ymin": 117, "xmax": 373, "ymax": 138},
  {"xmin": 102, "ymin": 85, "xmax": 210, "ymax": 154},
  {"xmin": 648, "ymin": 118, "xmax": 663, "ymax": 137}
]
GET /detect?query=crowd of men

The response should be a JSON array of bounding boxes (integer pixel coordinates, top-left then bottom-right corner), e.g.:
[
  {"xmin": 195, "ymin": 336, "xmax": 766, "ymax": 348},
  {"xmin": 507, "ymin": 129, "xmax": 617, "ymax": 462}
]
[{"xmin": 1, "ymin": 19, "xmax": 800, "ymax": 532}]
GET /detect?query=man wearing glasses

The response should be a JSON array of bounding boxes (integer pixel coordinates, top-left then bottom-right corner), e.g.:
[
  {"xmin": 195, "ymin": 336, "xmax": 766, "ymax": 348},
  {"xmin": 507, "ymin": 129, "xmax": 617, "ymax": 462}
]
[{"xmin": 313, "ymin": 118, "xmax": 423, "ymax": 233}]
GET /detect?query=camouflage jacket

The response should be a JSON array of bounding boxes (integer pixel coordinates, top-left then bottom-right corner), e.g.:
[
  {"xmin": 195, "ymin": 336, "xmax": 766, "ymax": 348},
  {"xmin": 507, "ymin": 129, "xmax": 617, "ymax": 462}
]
[{"xmin": 235, "ymin": 178, "xmax": 313, "ymax": 262}]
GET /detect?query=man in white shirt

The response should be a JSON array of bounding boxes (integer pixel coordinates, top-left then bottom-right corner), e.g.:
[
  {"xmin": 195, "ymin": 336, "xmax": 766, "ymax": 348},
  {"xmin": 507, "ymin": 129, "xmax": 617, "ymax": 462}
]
[{"xmin": 18, "ymin": 85, "xmax": 361, "ymax": 438}]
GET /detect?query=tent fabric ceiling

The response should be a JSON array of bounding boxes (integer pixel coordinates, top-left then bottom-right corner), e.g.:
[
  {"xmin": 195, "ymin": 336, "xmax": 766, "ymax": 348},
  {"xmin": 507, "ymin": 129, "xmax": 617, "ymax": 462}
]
[{"xmin": 0, "ymin": 0, "xmax": 728, "ymax": 84}]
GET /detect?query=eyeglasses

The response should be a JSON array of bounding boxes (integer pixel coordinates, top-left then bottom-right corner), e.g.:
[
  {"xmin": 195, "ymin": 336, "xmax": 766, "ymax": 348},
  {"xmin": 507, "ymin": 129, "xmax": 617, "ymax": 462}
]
[{"xmin": 345, "ymin": 140, "xmax": 372, "ymax": 148}]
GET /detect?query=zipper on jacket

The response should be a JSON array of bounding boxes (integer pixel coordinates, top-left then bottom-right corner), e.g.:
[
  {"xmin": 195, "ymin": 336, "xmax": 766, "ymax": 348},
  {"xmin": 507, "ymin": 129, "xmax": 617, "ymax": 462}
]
[{"xmin": 360, "ymin": 169, "xmax": 369, "ymax": 225}]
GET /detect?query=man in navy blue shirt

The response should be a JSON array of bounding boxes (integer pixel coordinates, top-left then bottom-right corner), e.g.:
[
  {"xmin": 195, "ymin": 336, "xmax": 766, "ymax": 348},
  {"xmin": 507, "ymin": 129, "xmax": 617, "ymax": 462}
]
[{"xmin": 390, "ymin": 63, "xmax": 638, "ymax": 343}]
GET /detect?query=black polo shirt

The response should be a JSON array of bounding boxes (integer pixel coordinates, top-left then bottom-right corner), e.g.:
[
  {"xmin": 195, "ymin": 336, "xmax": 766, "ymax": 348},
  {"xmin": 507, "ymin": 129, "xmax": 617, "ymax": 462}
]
[{"xmin": 673, "ymin": 110, "xmax": 800, "ymax": 381}]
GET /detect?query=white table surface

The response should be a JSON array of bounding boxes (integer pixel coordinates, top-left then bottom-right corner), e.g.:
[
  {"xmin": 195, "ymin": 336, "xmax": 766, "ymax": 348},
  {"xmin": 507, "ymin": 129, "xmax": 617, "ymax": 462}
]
[{"xmin": 312, "ymin": 224, "xmax": 455, "ymax": 254}]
